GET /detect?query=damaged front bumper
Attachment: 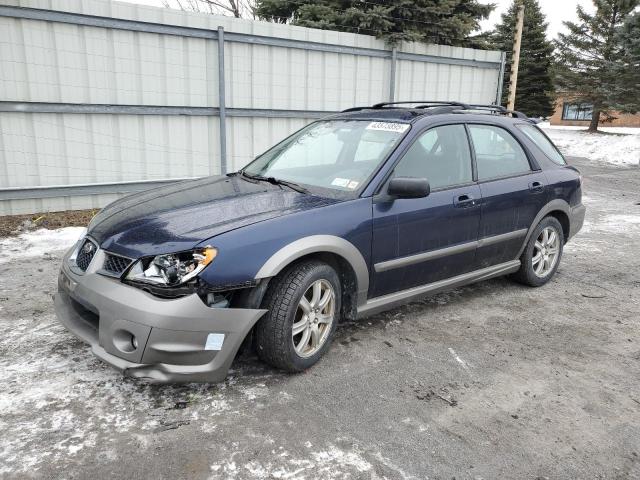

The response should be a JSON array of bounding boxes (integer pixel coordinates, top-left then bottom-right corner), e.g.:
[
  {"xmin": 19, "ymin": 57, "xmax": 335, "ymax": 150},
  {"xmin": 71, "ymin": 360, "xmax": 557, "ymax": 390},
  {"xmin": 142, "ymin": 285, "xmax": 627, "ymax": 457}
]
[{"xmin": 54, "ymin": 248, "xmax": 267, "ymax": 383}]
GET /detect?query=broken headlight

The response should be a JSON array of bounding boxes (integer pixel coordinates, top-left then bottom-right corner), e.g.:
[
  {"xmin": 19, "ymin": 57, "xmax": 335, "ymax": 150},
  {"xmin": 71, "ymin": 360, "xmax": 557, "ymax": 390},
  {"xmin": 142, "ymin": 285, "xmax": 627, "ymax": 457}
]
[{"xmin": 125, "ymin": 246, "xmax": 217, "ymax": 286}]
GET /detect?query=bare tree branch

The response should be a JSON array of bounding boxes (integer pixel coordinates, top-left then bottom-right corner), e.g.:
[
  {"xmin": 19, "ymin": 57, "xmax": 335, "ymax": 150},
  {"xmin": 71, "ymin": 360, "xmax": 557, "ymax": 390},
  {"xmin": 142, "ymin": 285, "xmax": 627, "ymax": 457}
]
[{"xmin": 163, "ymin": 0, "xmax": 254, "ymax": 18}]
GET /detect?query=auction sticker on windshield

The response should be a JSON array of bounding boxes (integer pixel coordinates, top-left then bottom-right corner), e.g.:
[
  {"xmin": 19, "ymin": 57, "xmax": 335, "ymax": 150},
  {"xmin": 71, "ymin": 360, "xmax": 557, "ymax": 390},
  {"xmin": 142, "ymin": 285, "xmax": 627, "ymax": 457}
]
[
  {"xmin": 331, "ymin": 178, "xmax": 350, "ymax": 187},
  {"xmin": 366, "ymin": 122, "xmax": 410, "ymax": 133}
]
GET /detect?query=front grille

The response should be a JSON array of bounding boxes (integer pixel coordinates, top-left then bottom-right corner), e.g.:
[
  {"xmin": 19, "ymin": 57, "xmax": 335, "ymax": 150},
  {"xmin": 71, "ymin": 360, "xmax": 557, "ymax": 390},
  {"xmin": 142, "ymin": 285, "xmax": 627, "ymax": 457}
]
[
  {"xmin": 103, "ymin": 253, "xmax": 132, "ymax": 276},
  {"xmin": 76, "ymin": 239, "xmax": 97, "ymax": 271}
]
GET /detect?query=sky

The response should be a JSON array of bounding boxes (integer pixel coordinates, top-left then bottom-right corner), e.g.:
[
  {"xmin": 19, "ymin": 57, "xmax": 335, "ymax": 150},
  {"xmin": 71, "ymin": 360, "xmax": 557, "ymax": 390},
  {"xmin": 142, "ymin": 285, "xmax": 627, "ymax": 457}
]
[
  {"xmin": 123, "ymin": 0, "xmax": 594, "ymax": 41},
  {"xmin": 479, "ymin": 0, "xmax": 595, "ymax": 39}
]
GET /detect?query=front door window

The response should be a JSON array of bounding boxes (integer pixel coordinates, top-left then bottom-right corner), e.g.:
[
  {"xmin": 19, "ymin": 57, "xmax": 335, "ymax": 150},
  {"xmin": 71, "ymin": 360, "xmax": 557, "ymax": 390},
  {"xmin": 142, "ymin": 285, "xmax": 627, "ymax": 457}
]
[{"xmin": 392, "ymin": 124, "xmax": 473, "ymax": 189}]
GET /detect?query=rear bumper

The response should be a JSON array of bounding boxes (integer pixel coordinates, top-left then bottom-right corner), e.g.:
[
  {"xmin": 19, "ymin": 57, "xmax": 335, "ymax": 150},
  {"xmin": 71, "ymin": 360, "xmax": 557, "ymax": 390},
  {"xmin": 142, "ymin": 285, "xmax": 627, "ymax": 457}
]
[
  {"xmin": 55, "ymin": 248, "xmax": 266, "ymax": 383},
  {"xmin": 568, "ymin": 203, "xmax": 586, "ymax": 240}
]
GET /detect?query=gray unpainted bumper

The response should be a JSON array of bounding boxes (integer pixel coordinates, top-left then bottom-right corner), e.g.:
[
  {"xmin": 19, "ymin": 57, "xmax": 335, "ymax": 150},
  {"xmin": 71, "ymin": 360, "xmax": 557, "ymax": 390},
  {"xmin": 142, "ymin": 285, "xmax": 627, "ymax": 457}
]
[
  {"xmin": 55, "ymin": 250, "xmax": 267, "ymax": 384},
  {"xmin": 568, "ymin": 203, "xmax": 586, "ymax": 240}
]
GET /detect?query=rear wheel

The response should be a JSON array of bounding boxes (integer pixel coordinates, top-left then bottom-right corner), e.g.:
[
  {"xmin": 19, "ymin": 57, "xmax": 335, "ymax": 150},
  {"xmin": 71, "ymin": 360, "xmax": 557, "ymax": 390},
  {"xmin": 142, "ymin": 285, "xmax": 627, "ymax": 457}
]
[
  {"xmin": 512, "ymin": 216, "xmax": 564, "ymax": 287},
  {"xmin": 255, "ymin": 260, "xmax": 341, "ymax": 372}
]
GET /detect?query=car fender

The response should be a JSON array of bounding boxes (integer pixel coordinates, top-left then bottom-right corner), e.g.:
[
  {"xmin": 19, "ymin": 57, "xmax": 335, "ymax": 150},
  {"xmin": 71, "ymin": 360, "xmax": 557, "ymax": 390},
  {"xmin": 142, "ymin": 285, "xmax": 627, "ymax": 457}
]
[
  {"xmin": 517, "ymin": 199, "xmax": 571, "ymax": 258},
  {"xmin": 255, "ymin": 235, "xmax": 370, "ymax": 306}
]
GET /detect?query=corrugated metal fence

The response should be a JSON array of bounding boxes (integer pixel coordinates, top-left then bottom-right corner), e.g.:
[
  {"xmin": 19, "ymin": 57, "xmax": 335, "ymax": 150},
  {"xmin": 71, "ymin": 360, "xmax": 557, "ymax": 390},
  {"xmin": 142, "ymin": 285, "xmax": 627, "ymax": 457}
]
[{"xmin": 0, "ymin": 0, "xmax": 506, "ymax": 215}]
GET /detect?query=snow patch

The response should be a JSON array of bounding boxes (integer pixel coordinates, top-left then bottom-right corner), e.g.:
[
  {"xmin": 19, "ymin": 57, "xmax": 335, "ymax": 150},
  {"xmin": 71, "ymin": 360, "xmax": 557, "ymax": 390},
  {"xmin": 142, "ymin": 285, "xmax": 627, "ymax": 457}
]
[
  {"xmin": 240, "ymin": 384, "xmax": 268, "ymax": 401},
  {"xmin": 210, "ymin": 443, "xmax": 374, "ymax": 479},
  {"xmin": 591, "ymin": 214, "xmax": 640, "ymax": 234},
  {"xmin": 448, "ymin": 347, "xmax": 470, "ymax": 370},
  {"xmin": 208, "ymin": 398, "xmax": 232, "ymax": 414},
  {"xmin": 311, "ymin": 446, "xmax": 372, "ymax": 472},
  {"xmin": 0, "ymin": 227, "xmax": 85, "ymax": 264},
  {"xmin": 565, "ymin": 204, "xmax": 640, "ymax": 253},
  {"xmin": 539, "ymin": 124, "xmax": 640, "ymax": 167},
  {"xmin": 0, "ymin": 313, "xmax": 250, "ymax": 475},
  {"xmin": 540, "ymin": 122, "xmax": 640, "ymax": 135}
]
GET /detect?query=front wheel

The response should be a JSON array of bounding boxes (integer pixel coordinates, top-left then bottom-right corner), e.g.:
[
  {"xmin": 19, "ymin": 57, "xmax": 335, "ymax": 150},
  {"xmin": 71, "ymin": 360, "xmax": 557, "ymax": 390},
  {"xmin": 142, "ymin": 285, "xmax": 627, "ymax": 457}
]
[
  {"xmin": 512, "ymin": 216, "xmax": 564, "ymax": 287},
  {"xmin": 255, "ymin": 260, "xmax": 341, "ymax": 372}
]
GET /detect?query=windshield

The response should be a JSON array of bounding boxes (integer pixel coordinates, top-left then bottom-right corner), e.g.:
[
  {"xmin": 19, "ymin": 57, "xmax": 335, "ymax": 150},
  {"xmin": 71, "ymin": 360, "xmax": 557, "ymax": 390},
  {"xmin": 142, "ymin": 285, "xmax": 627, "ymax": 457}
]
[{"xmin": 242, "ymin": 120, "xmax": 409, "ymax": 192}]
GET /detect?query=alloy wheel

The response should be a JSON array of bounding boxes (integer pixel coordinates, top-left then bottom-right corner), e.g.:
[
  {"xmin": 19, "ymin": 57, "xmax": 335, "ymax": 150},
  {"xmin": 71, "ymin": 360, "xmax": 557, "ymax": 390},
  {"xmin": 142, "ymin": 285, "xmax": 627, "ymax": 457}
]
[
  {"xmin": 532, "ymin": 226, "xmax": 560, "ymax": 278},
  {"xmin": 292, "ymin": 279, "xmax": 336, "ymax": 358}
]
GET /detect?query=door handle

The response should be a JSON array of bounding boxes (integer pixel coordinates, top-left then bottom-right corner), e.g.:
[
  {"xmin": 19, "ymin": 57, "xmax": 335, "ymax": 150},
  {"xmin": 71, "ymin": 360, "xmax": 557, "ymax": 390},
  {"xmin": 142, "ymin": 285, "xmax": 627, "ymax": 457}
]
[
  {"xmin": 529, "ymin": 181, "xmax": 545, "ymax": 193},
  {"xmin": 454, "ymin": 193, "xmax": 478, "ymax": 208}
]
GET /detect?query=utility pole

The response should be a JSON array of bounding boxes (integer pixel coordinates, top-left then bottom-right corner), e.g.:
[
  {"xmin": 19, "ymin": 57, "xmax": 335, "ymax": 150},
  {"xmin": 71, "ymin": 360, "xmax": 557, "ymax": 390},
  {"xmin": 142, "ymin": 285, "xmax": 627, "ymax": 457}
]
[{"xmin": 507, "ymin": 3, "xmax": 525, "ymax": 111}]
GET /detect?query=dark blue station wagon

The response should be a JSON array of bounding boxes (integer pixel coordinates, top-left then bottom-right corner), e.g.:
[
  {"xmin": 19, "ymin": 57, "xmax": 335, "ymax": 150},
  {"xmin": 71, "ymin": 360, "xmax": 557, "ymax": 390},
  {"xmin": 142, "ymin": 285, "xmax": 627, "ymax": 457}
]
[{"xmin": 55, "ymin": 101, "xmax": 586, "ymax": 383}]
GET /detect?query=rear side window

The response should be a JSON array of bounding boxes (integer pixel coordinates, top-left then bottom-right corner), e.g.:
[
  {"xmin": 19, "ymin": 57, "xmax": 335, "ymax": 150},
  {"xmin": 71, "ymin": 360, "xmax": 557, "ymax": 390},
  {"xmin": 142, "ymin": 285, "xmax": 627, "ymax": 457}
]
[
  {"xmin": 393, "ymin": 124, "xmax": 473, "ymax": 190},
  {"xmin": 517, "ymin": 124, "xmax": 566, "ymax": 165},
  {"xmin": 468, "ymin": 125, "xmax": 531, "ymax": 181}
]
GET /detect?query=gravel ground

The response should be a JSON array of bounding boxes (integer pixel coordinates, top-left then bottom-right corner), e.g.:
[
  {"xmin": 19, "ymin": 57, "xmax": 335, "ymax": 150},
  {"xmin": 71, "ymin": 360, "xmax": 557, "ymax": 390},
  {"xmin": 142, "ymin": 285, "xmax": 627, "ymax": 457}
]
[{"xmin": 1, "ymin": 157, "xmax": 639, "ymax": 480}]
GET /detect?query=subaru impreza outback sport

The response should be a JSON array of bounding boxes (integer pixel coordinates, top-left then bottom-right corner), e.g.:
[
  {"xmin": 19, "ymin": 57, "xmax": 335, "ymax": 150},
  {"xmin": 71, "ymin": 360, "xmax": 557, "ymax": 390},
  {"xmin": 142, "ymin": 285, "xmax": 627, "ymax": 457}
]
[{"xmin": 55, "ymin": 101, "xmax": 586, "ymax": 383}]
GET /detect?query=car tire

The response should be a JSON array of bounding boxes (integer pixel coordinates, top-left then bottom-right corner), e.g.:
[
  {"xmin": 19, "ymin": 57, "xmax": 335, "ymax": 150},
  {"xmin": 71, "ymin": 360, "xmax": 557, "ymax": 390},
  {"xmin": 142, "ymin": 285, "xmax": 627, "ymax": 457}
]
[
  {"xmin": 512, "ymin": 216, "xmax": 564, "ymax": 287},
  {"xmin": 255, "ymin": 260, "xmax": 341, "ymax": 372}
]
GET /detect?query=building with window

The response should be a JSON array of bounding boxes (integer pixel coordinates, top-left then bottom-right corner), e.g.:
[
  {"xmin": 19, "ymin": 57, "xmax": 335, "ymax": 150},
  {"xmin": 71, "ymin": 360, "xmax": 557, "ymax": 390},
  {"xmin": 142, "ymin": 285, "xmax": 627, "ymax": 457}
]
[{"xmin": 550, "ymin": 95, "xmax": 640, "ymax": 127}]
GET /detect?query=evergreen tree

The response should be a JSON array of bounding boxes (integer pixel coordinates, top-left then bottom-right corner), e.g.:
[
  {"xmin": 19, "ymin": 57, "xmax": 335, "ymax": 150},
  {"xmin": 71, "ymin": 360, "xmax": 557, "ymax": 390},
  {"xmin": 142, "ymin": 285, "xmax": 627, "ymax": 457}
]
[
  {"xmin": 607, "ymin": 11, "xmax": 640, "ymax": 113},
  {"xmin": 254, "ymin": 0, "xmax": 494, "ymax": 47},
  {"xmin": 490, "ymin": 0, "xmax": 555, "ymax": 117},
  {"xmin": 555, "ymin": 0, "xmax": 639, "ymax": 131}
]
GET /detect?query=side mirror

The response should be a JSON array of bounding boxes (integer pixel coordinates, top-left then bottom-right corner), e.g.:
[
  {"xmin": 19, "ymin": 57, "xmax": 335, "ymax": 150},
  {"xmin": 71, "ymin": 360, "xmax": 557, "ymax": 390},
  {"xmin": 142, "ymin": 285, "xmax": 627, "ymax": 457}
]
[{"xmin": 387, "ymin": 177, "xmax": 430, "ymax": 199}]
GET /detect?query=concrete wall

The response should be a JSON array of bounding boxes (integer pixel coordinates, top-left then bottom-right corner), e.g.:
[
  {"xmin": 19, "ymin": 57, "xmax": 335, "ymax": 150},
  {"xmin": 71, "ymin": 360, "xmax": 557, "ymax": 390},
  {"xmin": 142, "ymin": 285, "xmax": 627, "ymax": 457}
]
[{"xmin": 0, "ymin": 0, "xmax": 505, "ymax": 215}]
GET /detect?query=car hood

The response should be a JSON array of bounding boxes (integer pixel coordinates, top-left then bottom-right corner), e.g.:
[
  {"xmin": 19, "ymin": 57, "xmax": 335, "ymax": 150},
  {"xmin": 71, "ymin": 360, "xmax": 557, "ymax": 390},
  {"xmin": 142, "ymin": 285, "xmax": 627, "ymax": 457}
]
[{"xmin": 89, "ymin": 175, "xmax": 341, "ymax": 258}]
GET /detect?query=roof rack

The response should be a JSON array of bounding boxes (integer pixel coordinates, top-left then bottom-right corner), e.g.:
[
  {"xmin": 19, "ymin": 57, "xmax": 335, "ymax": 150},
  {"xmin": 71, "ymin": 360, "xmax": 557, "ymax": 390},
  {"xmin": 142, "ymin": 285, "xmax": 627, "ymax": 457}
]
[
  {"xmin": 342, "ymin": 100, "xmax": 535, "ymax": 122},
  {"xmin": 341, "ymin": 101, "xmax": 469, "ymax": 115},
  {"xmin": 371, "ymin": 100, "xmax": 470, "ymax": 109},
  {"xmin": 467, "ymin": 104, "xmax": 507, "ymax": 112},
  {"xmin": 341, "ymin": 101, "xmax": 531, "ymax": 120},
  {"xmin": 340, "ymin": 106, "xmax": 371, "ymax": 113},
  {"xmin": 462, "ymin": 104, "xmax": 529, "ymax": 119}
]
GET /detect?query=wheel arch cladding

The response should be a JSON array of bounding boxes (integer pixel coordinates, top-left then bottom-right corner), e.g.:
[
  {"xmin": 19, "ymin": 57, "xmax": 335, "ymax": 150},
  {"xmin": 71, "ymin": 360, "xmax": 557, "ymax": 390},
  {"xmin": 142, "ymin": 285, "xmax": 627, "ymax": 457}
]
[
  {"xmin": 276, "ymin": 251, "xmax": 360, "ymax": 322},
  {"xmin": 254, "ymin": 235, "xmax": 369, "ymax": 313},
  {"xmin": 547, "ymin": 210, "xmax": 570, "ymax": 243},
  {"xmin": 517, "ymin": 199, "xmax": 571, "ymax": 258}
]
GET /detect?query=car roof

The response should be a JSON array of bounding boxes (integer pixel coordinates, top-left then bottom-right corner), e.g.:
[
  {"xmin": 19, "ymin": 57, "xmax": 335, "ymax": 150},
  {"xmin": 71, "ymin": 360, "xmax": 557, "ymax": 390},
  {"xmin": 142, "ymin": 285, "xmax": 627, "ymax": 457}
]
[
  {"xmin": 327, "ymin": 108, "xmax": 426, "ymax": 123},
  {"xmin": 325, "ymin": 101, "xmax": 535, "ymax": 125}
]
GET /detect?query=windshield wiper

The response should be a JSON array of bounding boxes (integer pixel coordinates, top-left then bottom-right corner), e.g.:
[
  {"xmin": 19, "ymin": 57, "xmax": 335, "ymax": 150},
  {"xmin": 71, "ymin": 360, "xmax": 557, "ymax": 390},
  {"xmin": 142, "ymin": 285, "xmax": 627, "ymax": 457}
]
[
  {"xmin": 266, "ymin": 177, "xmax": 309, "ymax": 194},
  {"xmin": 240, "ymin": 171, "xmax": 308, "ymax": 194}
]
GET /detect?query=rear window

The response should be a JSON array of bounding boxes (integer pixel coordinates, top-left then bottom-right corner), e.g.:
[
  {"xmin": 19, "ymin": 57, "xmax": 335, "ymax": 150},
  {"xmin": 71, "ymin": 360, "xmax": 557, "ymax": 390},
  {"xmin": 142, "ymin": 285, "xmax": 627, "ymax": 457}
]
[
  {"xmin": 468, "ymin": 125, "xmax": 531, "ymax": 181},
  {"xmin": 517, "ymin": 124, "xmax": 566, "ymax": 165}
]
